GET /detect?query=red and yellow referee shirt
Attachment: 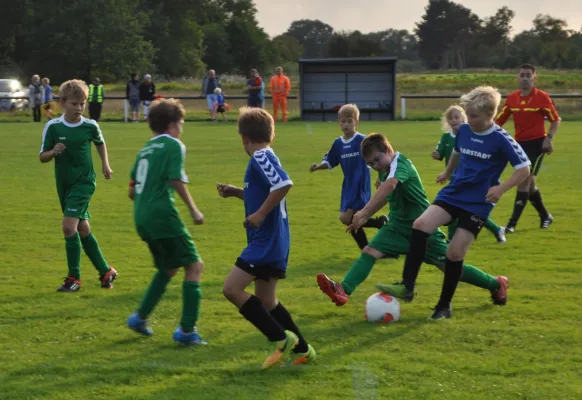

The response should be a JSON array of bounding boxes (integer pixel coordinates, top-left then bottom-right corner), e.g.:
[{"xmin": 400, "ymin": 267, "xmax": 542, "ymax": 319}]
[{"xmin": 495, "ymin": 87, "xmax": 560, "ymax": 142}]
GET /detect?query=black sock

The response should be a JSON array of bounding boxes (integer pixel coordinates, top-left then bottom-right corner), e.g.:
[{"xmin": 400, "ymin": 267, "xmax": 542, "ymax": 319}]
[
  {"xmin": 239, "ymin": 295, "xmax": 286, "ymax": 342},
  {"xmin": 401, "ymin": 229, "xmax": 430, "ymax": 291},
  {"xmin": 363, "ymin": 217, "xmax": 385, "ymax": 229},
  {"xmin": 509, "ymin": 192, "xmax": 529, "ymax": 226},
  {"xmin": 270, "ymin": 303, "xmax": 308, "ymax": 353},
  {"xmin": 529, "ymin": 190, "xmax": 549, "ymax": 219},
  {"xmin": 350, "ymin": 228, "xmax": 368, "ymax": 250},
  {"xmin": 436, "ymin": 258, "xmax": 464, "ymax": 309}
]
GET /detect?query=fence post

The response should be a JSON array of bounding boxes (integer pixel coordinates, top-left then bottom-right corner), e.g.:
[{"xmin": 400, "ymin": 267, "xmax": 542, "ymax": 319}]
[
  {"xmin": 124, "ymin": 100, "xmax": 128, "ymax": 123},
  {"xmin": 400, "ymin": 97, "xmax": 406, "ymax": 120}
]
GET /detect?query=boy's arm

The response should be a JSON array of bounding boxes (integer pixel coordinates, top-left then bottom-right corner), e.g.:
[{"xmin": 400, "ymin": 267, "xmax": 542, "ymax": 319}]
[
  {"xmin": 245, "ymin": 185, "xmax": 291, "ymax": 228},
  {"xmin": 39, "ymin": 148, "xmax": 59, "ymax": 163},
  {"xmin": 437, "ymin": 151, "xmax": 460, "ymax": 183},
  {"xmin": 171, "ymin": 180, "xmax": 204, "ymax": 224},
  {"xmin": 487, "ymin": 134, "xmax": 532, "ymax": 202},
  {"xmin": 217, "ymin": 184, "xmax": 245, "ymax": 200},
  {"xmin": 39, "ymin": 124, "xmax": 61, "ymax": 162},
  {"xmin": 486, "ymin": 166, "xmax": 530, "ymax": 203},
  {"xmin": 94, "ymin": 142, "xmax": 113, "ymax": 179},
  {"xmin": 360, "ymin": 178, "xmax": 397, "ymax": 217}
]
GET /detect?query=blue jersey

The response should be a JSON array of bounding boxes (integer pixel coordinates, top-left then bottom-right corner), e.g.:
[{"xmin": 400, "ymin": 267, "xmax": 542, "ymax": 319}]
[
  {"xmin": 240, "ymin": 148, "xmax": 292, "ymax": 269},
  {"xmin": 436, "ymin": 123, "xmax": 531, "ymax": 218},
  {"xmin": 322, "ymin": 132, "xmax": 371, "ymax": 212},
  {"xmin": 216, "ymin": 93, "xmax": 225, "ymax": 105}
]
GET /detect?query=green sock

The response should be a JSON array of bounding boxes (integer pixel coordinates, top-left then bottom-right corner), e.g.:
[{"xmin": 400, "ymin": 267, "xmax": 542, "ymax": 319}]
[
  {"xmin": 484, "ymin": 218, "xmax": 500, "ymax": 234},
  {"xmin": 65, "ymin": 233, "xmax": 81, "ymax": 280},
  {"xmin": 80, "ymin": 232, "xmax": 110, "ymax": 275},
  {"xmin": 341, "ymin": 253, "xmax": 377, "ymax": 295},
  {"xmin": 461, "ymin": 264, "xmax": 500, "ymax": 291},
  {"xmin": 180, "ymin": 281, "xmax": 201, "ymax": 333},
  {"xmin": 137, "ymin": 271, "xmax": 171, "ymax": 319}
]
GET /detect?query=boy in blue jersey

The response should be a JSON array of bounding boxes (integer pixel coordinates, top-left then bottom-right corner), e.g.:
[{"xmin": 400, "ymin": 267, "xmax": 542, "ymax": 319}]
[
  {"xmin": 218, "ymin": 107, "xmax": 315, "ymax": 369},
  {"xmin": 310, "ymin": 104, "xmax": 387, "ymax": 250},
  {"xmin": 381, "ymin": 86, "xmax": 531, "ymax": 320}
]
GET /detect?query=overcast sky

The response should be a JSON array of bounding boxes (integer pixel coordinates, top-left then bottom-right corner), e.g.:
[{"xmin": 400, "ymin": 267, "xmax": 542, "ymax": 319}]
[{"xmin": 254, "ymin": 0, "xmax": 582, "ymax": 38}]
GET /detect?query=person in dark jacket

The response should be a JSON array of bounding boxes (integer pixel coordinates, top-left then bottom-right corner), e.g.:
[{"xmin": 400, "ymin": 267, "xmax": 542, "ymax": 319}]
[
  {"xmin": 126, "ymin": 73, "xmax": 141, "ymax": 122},
  {"xmin": 139, "ymin": 74, "xmax": 156, "ymax": 121}
]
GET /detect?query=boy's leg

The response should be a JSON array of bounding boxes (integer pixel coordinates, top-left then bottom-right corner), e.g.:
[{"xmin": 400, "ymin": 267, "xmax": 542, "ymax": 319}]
[
  {"xmin": 447, "ymin": 218, "xmax": 459, "ymax": 241},
  {"xmin": 176, "ymin": 236, "xmax": 204, "ymax": 334},
  {"xmin": 61, "ymin": 216, "xmax": 82, "ymax": 290},
  {"xmin": 341, "ymin": 210, "xmax": 368, "ymax": 250},
  {"xmin": 223, "ymin": 261, "xmax": 297, "ymax": 369},
  {"xmin": 256, "ymin": 278, "xmax": 310, "ymax": 355},
  {"xmin": 78, "ymin": 220, "xmax": 113, "ymax": 276},
  {"xmin": 423, "ymin": 229, "xmax": 507, "ymax": 303},
  {"xmin": 484, "ymin": 217, "xmax": 506, "ymax": 243}
]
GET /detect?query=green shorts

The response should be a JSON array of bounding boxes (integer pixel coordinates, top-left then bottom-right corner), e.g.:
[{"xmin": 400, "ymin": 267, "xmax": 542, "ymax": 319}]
[
  {"xmin": 59, "ymin": 185, "xmax": 95, "ymax": 220},
  {"xmin": 145, "ymin": 235, "xmax": 201, "ymax": 270},
  {"xmin": 368, "ymin": 222, "xmax": 448, "ymax": 266}
]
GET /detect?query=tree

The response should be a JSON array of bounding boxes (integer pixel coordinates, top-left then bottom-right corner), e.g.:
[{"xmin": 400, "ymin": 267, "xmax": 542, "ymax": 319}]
[
  {"xmin": 415, "ymin": 0, "xmax": 481, "ymax": 69},
  {"xmin": 285, "ymin": 19, "xmax": 334, "ymax": 58},
  {"xmin": 271, "ymin": 35, "xmax": 304, "ymax": 64},
  {"xmin": 202, "ymin": 24, "xmax": 233, "ymax": 73}
]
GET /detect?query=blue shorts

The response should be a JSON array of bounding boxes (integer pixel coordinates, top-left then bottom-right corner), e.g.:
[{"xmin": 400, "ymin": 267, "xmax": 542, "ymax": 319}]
[
  {"xmin": 206, "ymin": 94, "xmax": 217, "ymax": 110},
  {"xmin": 129, "ymin": 98, "xmax": 140, "ymax": 112},
  {"xmin": 340, "ymin": 189, "xmax": 370, "ymax": 213}
]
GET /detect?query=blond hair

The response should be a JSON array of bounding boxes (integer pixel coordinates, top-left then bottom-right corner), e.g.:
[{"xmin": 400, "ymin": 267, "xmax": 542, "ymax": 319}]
[
  {"xmin": 338, "ymin": 104, "xmax": 360, "ymax": 120},
  {"xmin": 42, "ymin": 77, "xmax": 50, "ymax": 85},
  {"xmin": 59, "ymin": 79, "xmax": 88, "ymax": 102},
  {"xmin": 441, "ymin": 105, "xmax": 467, "ymax": 132},
  {"xmin": 459, "ymin": 86, "xmax": 502, "ymax": 118},
  {"xmin": 361, "ymin": 133, "xmax": 394, "ymax": 158},
  {"xmin": 148, "ymin": 98, "xmax": 186, "ymax": 134},
  {"xmin": 238, "ymin": 107, "xmax": 274, "ymax": 143},
  {"xmin": 32, "ymin": 74, "xmax": 40, "ymax": 81},
  {"xmin": 214, "ymin": 87, "xmax": 222, "ymax": 94}
]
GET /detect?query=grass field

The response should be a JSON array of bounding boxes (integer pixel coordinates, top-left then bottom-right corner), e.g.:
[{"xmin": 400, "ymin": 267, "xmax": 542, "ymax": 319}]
[{"xmin": 1, "ymin": 120, "xmax": 581, "ymax": 400}]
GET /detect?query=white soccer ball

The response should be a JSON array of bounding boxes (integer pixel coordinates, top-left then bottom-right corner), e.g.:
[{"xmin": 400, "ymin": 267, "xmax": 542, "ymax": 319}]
[{"xmin": 365, "ymin": 292, "xmax": 400, "ymax": 323}]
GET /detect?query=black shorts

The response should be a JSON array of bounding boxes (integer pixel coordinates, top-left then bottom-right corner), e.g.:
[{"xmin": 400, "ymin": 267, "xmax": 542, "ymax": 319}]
[
  {"xmin": 518, "ymin": 137, "xmax": 545, "ymax": 175},
  {"xmin": 235, "ymin": 257, "xmax": 286, "ymax": 281},
  {"xmin": 217, "ymin": 105, "xmax": 225, "ymax": 113},
  {"xmin": 433, "ymin": 200, "xmax": 485, "ymax": 238}
]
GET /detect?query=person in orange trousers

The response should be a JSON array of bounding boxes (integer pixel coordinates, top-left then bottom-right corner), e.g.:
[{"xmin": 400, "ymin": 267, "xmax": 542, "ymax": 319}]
[{"xmin": 269, "ymin": 67, "xmax": 291, "ymax": 122}]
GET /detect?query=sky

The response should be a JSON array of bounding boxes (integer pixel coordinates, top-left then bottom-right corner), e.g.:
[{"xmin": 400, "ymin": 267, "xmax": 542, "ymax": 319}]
[{"xmin": 254, "ymin": 0, "xmax": 582, "ymax": 38}]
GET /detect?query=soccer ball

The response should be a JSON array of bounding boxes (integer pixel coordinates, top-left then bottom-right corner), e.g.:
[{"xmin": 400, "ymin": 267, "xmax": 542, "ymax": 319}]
[{"xmin": 365, "ymin": 292, "xmax": 400, "ymax": 323}]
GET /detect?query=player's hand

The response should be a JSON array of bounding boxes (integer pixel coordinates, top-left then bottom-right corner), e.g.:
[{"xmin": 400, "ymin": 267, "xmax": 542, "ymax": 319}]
[
  {"xmin": 244, "ymin": 212, "xmax": 265, "ymax": 228},
  {"xmin": 102, "ymin": 164, "xmax": 113, "ymax": 179},
  {"xmin": 436, "ymin": 172, "xmax": 449, "ymax": 184},
  {"xmin": 431, "ymin": 151, "xmax": 441, "ymax": 160},
  {"xmin": 542, "ymin": 137, "xmax": 554, "ymax": 155},
  {"xmin": 191, "ymin": 209, "xmax": 205, "ymax": 225},
  {"xmin": 309, "ymin": 163, "xmax": 318, "ymax": 172},
  {"xmin": 486, "ymin": 186, "xmax": 504, "ymax": 203},
  {"xmin": 347, "ymin": 211, "xmax": 368, "ymax": 232},
  {"xmin": 53, "ymin": 143, "xmax": 66, "ymax": 155},
  {"xmin": 217, "ymin": 183, "xmax": 236, "ymax": 198}
]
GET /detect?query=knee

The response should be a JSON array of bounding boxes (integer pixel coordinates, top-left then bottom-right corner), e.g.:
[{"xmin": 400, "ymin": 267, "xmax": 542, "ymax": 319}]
[
  {"xmin": 222, "ymin": 283, "xmax": 238, "ymax": 302},
  {"xmin": 62, "ymin": 222, "xmax": 77, "ymax": 237},
  {"xmin": 77, "ymin": 224, "xmax": 91, "ymax": 238},
  {"xmin": 412, "ymin": 217, "xmax": 428, "ymax": 231},
  {"xmin": 258, "ymin": 296, "xmax": 277, "ymax": 312},
  {"xmin": 339, "ymin": 213, "xmax": 352, "ymax": 226},
  {"xmin": 185, "ymin": 261, "xmax": 204, "ymax": 281},
  {"xmin": 446, "ymin": 247, "xmax": 465, "ymax": 262}
]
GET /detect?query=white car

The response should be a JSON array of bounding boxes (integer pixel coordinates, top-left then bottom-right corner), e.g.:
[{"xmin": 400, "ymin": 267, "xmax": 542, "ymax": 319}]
[{"xmin": 0, "ymin": 79, "xmax": 28, "ymax": 111}]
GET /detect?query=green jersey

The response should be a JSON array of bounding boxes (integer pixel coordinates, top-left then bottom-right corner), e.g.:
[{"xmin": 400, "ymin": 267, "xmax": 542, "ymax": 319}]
[
  {"xmin": 130, "ymin": 134, "xmax": 190, "ymax": 240},
  {"xmin": 39, "ymin": 116, "xmax": 104, "ymax": 189},
  {"xmin": 378, "ymin": 152, "xmax": 431, "ymax": 225},
  {"xmin": 435, "ymin": 132, "xmax": 456, "ymax": 165}
]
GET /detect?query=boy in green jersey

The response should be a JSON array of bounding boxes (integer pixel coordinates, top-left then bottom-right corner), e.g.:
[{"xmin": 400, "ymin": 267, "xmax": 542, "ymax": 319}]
[
  {"xmin": 317, "ymin": 133, "xmax": 508, "ymax": 307},
  {"xmin": 126, "ymin": 99, "xmax": 206, "ymax": 345},
  {"xmin": 39, "ymin": 79, "xmax": 116, "ymax": 292},
  {"xmin": 433, "ymin": 106, "xmax": 506, "ymax": 243}
]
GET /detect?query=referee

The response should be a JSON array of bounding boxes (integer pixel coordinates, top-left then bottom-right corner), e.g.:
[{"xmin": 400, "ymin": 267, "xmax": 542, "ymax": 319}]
[{"xmin": 496, "ymin": 63, "xmax": 560, "ymax": 232}]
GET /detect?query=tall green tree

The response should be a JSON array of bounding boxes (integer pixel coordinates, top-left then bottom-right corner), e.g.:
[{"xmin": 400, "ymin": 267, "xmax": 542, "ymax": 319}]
[{"xmin": 284, "ymin": 19, "xmax": 334, "ymax": 58}]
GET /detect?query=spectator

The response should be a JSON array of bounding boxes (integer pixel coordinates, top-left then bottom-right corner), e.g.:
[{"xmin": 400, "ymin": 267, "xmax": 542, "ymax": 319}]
[
  {"xmin": 269, "ymin": 66, "xmax": 291, "ymax": 122},
  {"xmin": 139, "ymin": 74, "xmax": 156, "ymax": 121},
  {"xmin": 88, "ymin": 77, "xmax": 104, "ymax": 121},
  {"xmin": 29, "ymin": 74, "xmax": 42, "ymax": 122},
  {"xmin": 201, "ymin": 69, "xmax": 220, "ymax": 121},
  {"xmin": 126, "ymin": 72, "xmax": 141, "ymax": 122},
  {"xmin": 247, "ymin": 69, "xmax": 264, "ymax": 108},
  {"xmin": 41, "ymin": 77, "xmax": 54, "ymax": 120}
]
